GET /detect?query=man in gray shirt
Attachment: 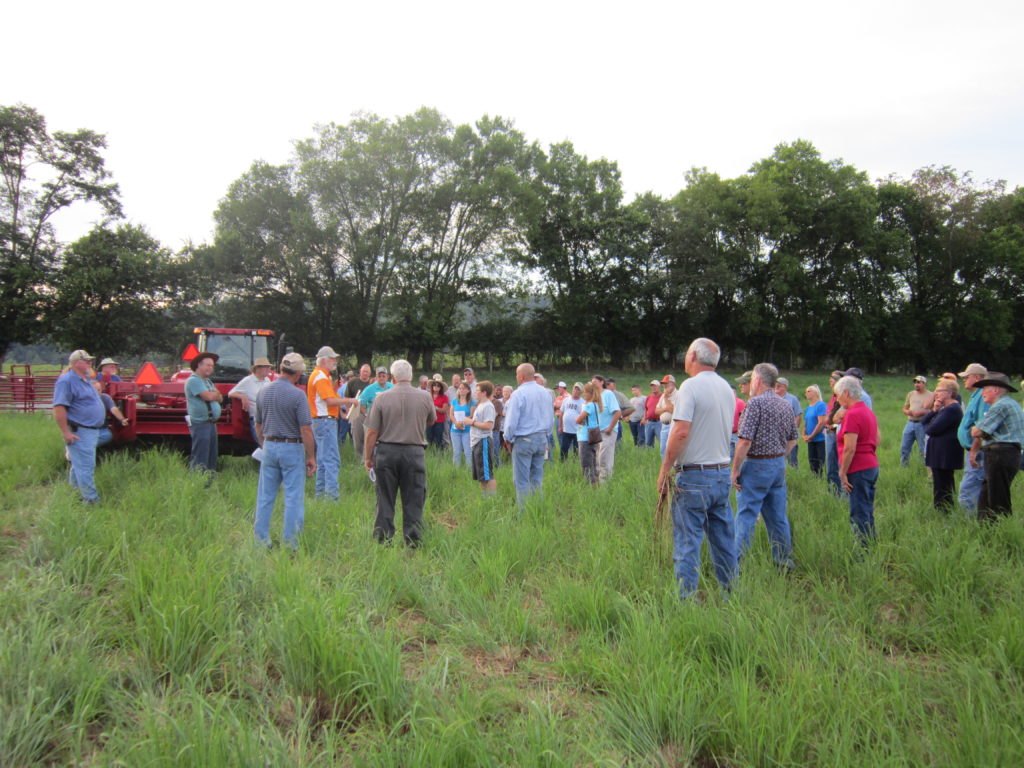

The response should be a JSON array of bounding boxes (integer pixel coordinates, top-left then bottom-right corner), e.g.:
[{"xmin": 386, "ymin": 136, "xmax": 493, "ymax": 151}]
[
  {"xmin": 254, "ymin": 352, "xmax": 316, "ymax": 550},
  {"xmin": 364, "ymin": 359, "xmax": 436, "ymax": 546},
  {"xmin": 657, "ymin": 338, "xmax": 738, "ymax": 599}
]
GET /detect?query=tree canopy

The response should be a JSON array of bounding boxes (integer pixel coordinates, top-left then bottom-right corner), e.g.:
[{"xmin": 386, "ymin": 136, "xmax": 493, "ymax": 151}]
[{"xmin": 4, "ymin": 103, "xmax": 1024, "ymax": 373}]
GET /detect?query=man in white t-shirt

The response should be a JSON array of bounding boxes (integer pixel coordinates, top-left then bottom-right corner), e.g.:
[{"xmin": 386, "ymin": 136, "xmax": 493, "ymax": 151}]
[
  {"xmin": 558, "ymin": 383, "xmax": 585, "ymax": 459},
  {"xmin": 657, "ymin": 338, "xmax": 738, "ymax": 599}
]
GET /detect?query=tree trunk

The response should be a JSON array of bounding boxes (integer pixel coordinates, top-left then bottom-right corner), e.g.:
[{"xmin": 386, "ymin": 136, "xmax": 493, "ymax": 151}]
[{"xmin": 422, "ymin": 349, "xmax": 434, "ymax": 372}]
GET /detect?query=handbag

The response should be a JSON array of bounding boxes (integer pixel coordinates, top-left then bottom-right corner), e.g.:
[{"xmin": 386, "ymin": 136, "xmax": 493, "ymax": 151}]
[{"xmin": 586, "ymin": 404, "xmax": 603, "ymax": 444}]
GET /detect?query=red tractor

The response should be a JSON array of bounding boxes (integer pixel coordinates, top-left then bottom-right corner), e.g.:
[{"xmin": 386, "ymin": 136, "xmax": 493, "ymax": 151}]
[{"xmin": 98, "ymin": 327, "xmax": 285, "ymax": 455}]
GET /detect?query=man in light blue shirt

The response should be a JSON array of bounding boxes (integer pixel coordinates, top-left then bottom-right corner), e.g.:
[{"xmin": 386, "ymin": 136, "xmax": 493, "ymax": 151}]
[
  {"xmin": 358, "ymin": 367, "xmax": 394, "ymax": 416},
  {"xmin": 957, "ymin": 363, "xmax": 990, "ymax": 510},
  {"xmin": 53, "ymin": 349, "xmax": 106, "ymax": 504},
  {"xmin": 592, "ymin": 375, "xmax": 621, "ymax": 482},
  {"xmin": 502, "ymin": 362, "xmax": 554, "ymax": 507}
]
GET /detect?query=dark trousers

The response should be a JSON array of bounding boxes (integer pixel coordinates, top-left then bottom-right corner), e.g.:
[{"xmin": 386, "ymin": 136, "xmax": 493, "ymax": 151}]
[
  {"xmin": 807, "ymin": 440, "xmax": 825, "ymax": 476},
  {"xmin": 374, "ymin": 443, "xmax": 427, "ymax": 545},
  {"xmin": 978, "ymin": 444, "xmax": 1021, "ymax": 522},
  {"xmin": 559, "ymin": 431, "xmax": 578, "ymax": 460},
  {"xmin": 628, "ymin": 421, "xmax": 642, "ymax": 445},
  {"xmin": 932, "ymin": 468, "xmax": 956, "ymax": 511},
  {"xmin": 426, "ymin": 421, "xmax": 446, "ymax": 450},
  {"xmin": 579, "ymin": 440, "xmax": 599, "ymax": 484}
]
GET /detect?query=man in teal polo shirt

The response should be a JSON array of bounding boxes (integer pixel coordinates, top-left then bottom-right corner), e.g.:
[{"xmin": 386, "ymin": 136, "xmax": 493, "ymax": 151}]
[{"xmin": 185, "ymin": 352, "xmax": 223, "ymax": 475}]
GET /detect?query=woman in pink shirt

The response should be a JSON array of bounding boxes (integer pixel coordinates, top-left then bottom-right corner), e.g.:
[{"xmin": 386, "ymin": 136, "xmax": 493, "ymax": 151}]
[{"xmin": 836, "ymin": 375, "xmax": 880, "ymax": 543}]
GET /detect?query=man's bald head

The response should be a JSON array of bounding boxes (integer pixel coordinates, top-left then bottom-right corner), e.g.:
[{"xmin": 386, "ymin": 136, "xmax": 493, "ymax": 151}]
[{"xmin": 516, "ymin": 362, "xmax": 536, "ymax": 384}]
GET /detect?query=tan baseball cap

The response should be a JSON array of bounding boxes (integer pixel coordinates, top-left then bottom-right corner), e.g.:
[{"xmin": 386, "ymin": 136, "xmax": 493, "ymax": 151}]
[
  {"xmin": 281, "ymin": 352, "xmax": 306, "ymax": 373},
  {"xmin": 315, "ymin": 346, "xmax": 339, "ymax": 359},
  {"xmin": 958, "ymin": 363, "xmax": 987, "ymax": 378},
  {"xmin": 68, "ymin": 350, "xmax": 94, "ymax": 363}
]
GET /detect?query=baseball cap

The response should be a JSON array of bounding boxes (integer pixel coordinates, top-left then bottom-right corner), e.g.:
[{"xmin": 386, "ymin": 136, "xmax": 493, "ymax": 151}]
[
  {"xmin": 842, "ymin": 367, "xmax": 865, "ymax": 380},
  {"xmin": 281, "ymin": 352, "xmax": 306, "ymax": 373},
  {"xmin": 316, "ymin": 346, "xmax": 339, "ymax": 359},
  {"xmin": 661, "ymin": 374, "xmax": 676, "ymax": 384},
  {"xmin": 572, "ymin": 381, "xmax": 584, "ymax": 391},
  {"xmin": 958, "ymin": 363, "xmax": 987, "ymax": 378},
  {"xmin": 735, "ymin": 371, "xmax": 752, "ymax": 385},
  {"xmin": 557, "ymin": 381, "xmax": 567, "ymax": 388},
  {"xmin": 649, "ymin": 379, "xmax": 660, "ymax": 386},
  {"xmin": 463, "ymin": 367, "xmax": 474, "ymax": 374},
  {"xmin": 913, "ymin": 375, "xmax": 927, "ymax": 384},
  {"xmin": 98, "ymin": 357, "xmax": 119, "ymax": 367},
  {"xmin": 375, "ymin": 366, "xmax": 388, "ymax": 374},
  {"xmin": 68, "ymin": 350, "xmax": 94, "ymax": 363}
]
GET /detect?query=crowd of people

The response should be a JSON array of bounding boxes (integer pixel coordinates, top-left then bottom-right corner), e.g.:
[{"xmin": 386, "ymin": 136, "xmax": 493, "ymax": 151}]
[{"xmin": 51, "ymin": 341, "xmax": 1024, "ymax": 596}]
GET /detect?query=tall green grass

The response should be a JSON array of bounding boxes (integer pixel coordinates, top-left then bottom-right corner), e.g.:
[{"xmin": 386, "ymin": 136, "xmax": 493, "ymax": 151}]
[{"xmin": 1, "ymin": 374, "xmax": 1023, "ymax": 766}]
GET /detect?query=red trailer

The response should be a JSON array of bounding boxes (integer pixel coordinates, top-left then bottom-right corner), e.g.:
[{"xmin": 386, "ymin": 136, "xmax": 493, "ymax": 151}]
[{"xmin": 2, "ymin": 328, "xmax": 288, "ymax": 456}]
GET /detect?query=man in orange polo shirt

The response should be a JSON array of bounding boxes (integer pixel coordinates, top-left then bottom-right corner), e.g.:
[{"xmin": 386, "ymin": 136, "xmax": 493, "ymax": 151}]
[{"xmin": 307, "ymin": 346, "xmax": 345, "ymax": 500}]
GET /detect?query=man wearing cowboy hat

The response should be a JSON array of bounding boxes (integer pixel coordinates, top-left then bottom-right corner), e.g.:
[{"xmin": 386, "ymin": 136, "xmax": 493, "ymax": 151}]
[
  {"xmin": 53, "ymin": 350, "xmax": 106, "ymax": 504},
  {"xmin": 968, "ymin": 372, "xmax": 1024, "ymax": 521},
  {"xmin": 185, "ymin": 351, "xmax": 223, "ymax": 476},
  {"xmin": 94, "ymin": 357, "xmax": 123, "ymax": 382}
]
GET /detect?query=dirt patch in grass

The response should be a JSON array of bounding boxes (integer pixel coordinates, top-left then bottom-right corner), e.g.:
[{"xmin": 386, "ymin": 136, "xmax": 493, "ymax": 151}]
[{"xmin": 433, "ymin": 511, "xmax": 460, "ymax": 531}]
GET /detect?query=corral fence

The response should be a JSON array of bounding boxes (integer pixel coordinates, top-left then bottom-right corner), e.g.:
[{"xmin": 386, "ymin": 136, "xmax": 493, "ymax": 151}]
[{"xmin": 0, "ymin": 364, "xmax": 182, "ymax": 412}]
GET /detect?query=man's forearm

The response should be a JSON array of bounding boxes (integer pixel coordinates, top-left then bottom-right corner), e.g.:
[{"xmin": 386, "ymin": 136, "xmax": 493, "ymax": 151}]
[{"xmin": 365, "ymin": 428, "xmax": 379, "ymax": 464}]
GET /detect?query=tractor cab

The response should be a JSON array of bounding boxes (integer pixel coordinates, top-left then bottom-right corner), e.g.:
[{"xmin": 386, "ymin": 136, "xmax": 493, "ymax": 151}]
[{"xmin": 191, "ymin": 328, "xmax": 277, "ymax": 383}]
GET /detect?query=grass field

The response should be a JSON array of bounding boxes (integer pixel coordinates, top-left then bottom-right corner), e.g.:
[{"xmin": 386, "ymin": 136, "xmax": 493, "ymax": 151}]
[{"xmin": 2, "ymin": 372, "xmax": 1023, "ymax": 766}]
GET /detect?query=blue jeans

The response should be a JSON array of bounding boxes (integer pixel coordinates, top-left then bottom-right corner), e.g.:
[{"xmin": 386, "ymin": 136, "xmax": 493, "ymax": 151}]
[
  {"xmin": 735, "ymin": 457, "xmax": 793, "ymax": 565},
  {"xmin": 547, "ymin": 430, "xmax": 556, "ymax": 462},
  {"xmin": 629, "ymin": 421, "xmax": 642, "ymax": 446},
  {"xmin": 97, "ymin": 428, "xmax": 114, "ymax": 449},
  {"xmin": 672, "ymin": 466, "xmax": 737, "ymax": 598},
  {"xmin": 189, "ymin": 420, "xmax": 218, "ymax": 473},
  {"xmin": 67, "ymin": 426, "xmax": 100, "ymax": 502},
  {"xmin": 511, "ymin": 431, "xmax": 547, "ymax": 507},
  {"xmin": 254, "ymin": 441, "xmax": 306, "ymax": 549},
  {"xmin": 958, "ymin": 451, "xmax": 984, "ymax": 510},
  {"xmin": 848, "ymin": 465, "xmax": 879, "ymax": 543},
  {"xmin": 786, "ymin": 442, "xmax": 798, "ymax": 469},
  {"xmin": 451, "ymin": 429, "xmax": 471, "ymax": 466},
  {"xmin": 313, "ymin": 418, "xmax": 340, "ymax": 499},
  {"xmin": 900, "ymin": 420, "xmax": 926, "ymax": 465},
  {"xmin": 643, "ymin": 422, "xmax": 659, "ymax": 448},
  {"xmin": 559, "ymin": 431, "xmax": 578, "ymax": 459},
  {"xmin": 824, "ymin": 430, "xmax": 842, "ymax": 496},
  {"xmin": 336, "ymin": 415, "xmax": 351, "ymax": 447},
  {"xmin": 660, "ymin": 423, "xmax": 671, "ymax": 460}
]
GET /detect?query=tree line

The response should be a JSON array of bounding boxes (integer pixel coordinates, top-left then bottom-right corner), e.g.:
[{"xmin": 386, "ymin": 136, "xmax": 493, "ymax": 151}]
[{"xmin": 4, "ymin": 103, "xmax": 1023, "ymax": 372}]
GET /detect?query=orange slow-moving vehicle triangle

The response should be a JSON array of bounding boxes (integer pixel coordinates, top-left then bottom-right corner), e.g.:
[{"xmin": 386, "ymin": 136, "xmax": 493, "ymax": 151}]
[
  {"xmin": 134, "ymin": 362, "xmax": 163, "ymax": 386},
  {"xmin": 181, "ymin": 343, "xmax": 199, "ymax": 362}
]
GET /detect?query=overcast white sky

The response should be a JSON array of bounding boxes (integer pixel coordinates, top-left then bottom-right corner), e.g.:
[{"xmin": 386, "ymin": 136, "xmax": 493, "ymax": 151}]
[{"xmin": 8, "ymin": 0, "xmax": 1023, "ymax": 250}]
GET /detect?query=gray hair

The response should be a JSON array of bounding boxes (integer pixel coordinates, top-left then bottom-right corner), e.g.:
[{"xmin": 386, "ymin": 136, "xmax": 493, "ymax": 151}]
[
  {"xmin": 834, "ymin": 375, "xmax": 863, "ymax": 401},
  {"xmin": 753, "ymin": 362, "xmax": 779, "ymax": 388},
  {"xmin": 688, "ymin": 337, "xmax": 721, "ymax": 367},
  {"xmin": 390, "ymin": 359, "xmax": 413, "ymax": 382}
]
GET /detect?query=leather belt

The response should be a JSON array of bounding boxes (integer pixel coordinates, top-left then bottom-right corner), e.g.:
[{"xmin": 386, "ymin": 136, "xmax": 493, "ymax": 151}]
[
  {"xmin": 265, "ymin": 437, "xmax": 302, "ymax": 443},
  {"xmin": 312, "ymin": 416, "xmax": 336, "ymax": 420},
  {"xmin": 679, "ymin": 462, "xmax": 730, "ymax": 471},
  {"xmin": 748, "ymin": 453, "xmax": 784, "ymax": 459}
]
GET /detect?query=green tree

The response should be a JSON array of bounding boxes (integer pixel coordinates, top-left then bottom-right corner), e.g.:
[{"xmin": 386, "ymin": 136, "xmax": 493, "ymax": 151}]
[
  {"xmin": 206, "ymin": 161, "xmax": 343, "ymax": 348},
  {"xmin": 382, "ymin": 116, "xmax": 532, "ymax": 370},
  {"xmin": 516, "ymin": 141, "xmax": 633, "ymax": 365},
  {"xmin": 50, "ymin": 224, "xmax": 191, "ymax": 357},
  {"xmin": 0, "ymin": 104, "xmax": 121, "ymax": 361}
]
